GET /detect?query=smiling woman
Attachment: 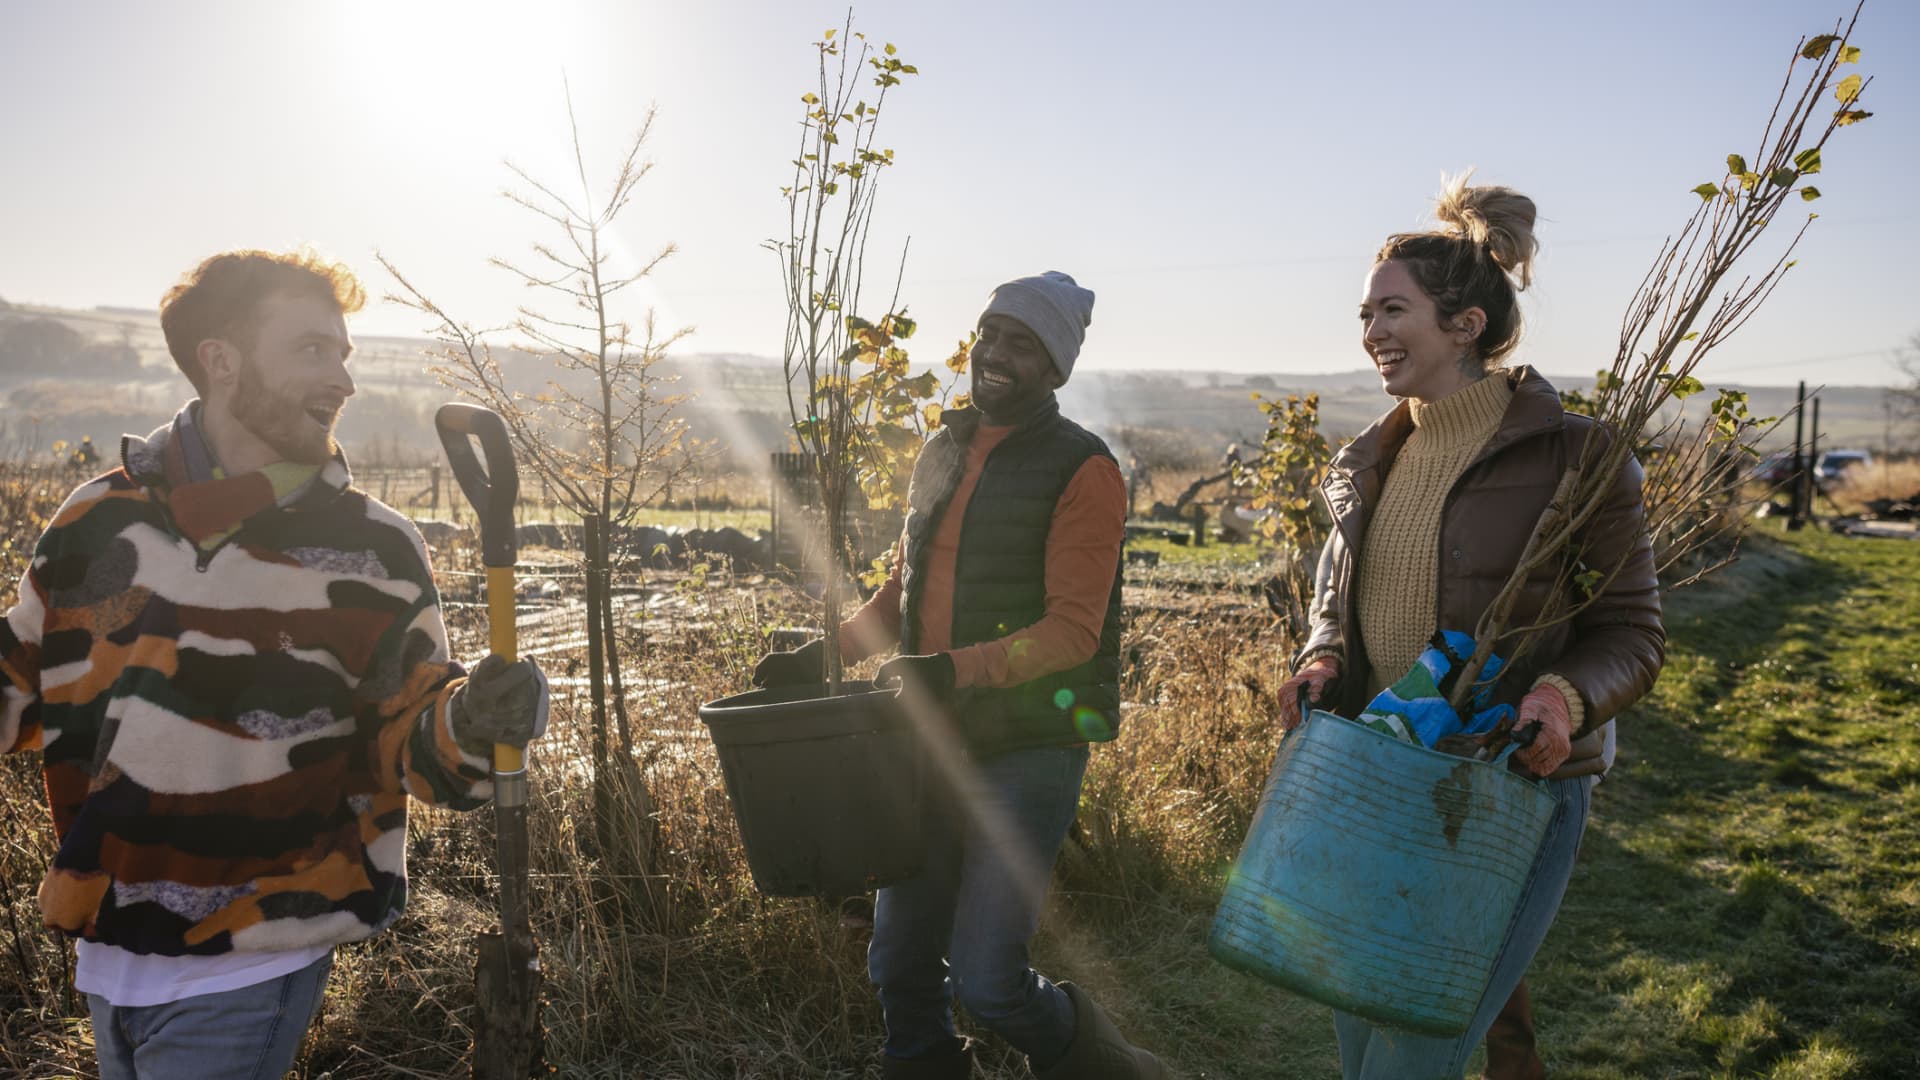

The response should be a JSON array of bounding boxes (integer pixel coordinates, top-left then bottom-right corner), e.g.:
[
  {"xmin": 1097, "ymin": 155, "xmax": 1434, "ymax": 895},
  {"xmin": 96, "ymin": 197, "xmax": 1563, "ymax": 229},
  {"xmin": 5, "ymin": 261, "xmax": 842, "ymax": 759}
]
[{"xmin": 1265, "ymin": 176, "xmax": 1663, "ymax": 1080}]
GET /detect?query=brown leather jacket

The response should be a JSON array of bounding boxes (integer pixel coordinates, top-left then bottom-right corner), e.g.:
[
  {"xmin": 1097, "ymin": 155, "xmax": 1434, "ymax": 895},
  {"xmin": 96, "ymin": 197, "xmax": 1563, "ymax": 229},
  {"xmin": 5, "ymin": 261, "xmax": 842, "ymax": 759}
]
[{"xmin": 1296, "ymin": 367, "xmax": 1665, "ymax": 773}]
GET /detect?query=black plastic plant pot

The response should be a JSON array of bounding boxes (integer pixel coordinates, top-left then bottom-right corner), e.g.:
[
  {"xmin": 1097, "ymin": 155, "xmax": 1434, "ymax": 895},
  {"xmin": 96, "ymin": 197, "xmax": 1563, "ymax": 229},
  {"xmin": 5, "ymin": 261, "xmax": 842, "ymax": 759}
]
[{"xmin": 698, "ymin": 681, "xmax": 925, "ymax": 897}]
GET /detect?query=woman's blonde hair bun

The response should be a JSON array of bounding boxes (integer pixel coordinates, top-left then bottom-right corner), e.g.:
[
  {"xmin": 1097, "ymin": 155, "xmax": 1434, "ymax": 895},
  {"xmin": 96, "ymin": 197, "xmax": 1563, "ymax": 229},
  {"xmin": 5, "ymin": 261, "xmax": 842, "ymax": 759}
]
[{"xmin": 1434, "ymin": 170, "xmax": 1539, "ymax": 290}]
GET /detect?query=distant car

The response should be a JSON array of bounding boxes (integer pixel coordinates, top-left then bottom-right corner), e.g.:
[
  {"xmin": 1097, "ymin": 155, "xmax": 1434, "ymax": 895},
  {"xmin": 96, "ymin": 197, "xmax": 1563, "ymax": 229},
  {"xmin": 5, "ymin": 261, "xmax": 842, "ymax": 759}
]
[
  {"xmin": 1750, "ymin": 451, "xmax": 1797, "ymax": 485},
  {"xmin": 1814, "ymin": 449, "xmax": 1872, "ymax": 489}
]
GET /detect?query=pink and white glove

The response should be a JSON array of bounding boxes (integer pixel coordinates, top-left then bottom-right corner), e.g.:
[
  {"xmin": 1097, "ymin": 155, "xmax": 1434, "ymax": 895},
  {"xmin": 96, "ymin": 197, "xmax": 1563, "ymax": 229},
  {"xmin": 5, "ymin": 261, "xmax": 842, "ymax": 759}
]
[
  {"xmin": 1278, "ymin": 655, "xmax": 1340, "ymax": 732},
  {"xmin": 1514, "ymin": 683, "xmax": 1574, "ymax": 775}
]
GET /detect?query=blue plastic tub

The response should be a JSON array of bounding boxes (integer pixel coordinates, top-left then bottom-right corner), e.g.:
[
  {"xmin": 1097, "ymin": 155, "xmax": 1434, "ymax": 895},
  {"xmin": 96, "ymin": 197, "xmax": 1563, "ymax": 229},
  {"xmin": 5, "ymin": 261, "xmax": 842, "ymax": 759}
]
[{"xmin": 1208, "ymin": 709, "xmax": 1557, "ymax": 1036}]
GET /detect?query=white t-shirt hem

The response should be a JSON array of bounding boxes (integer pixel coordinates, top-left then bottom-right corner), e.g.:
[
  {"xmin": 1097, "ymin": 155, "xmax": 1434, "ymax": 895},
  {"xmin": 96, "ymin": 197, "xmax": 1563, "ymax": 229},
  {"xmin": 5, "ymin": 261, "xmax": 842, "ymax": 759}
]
[{"xmin": 76, "ymin": 939, "xmax": 334, "ymax": 1007}]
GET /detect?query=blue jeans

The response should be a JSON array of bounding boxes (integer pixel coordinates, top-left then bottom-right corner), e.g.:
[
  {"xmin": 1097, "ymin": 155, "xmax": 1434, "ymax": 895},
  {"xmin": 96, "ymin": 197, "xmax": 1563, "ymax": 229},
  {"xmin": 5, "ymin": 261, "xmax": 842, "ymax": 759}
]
[
  {"xmin": 1331, "ymin": 774, "xmax": 1594, "ymax": 1079},
  {"xmin": 88, "ymin": 951, "xmax": 333, "ymax": 1080},
  {"xmin": 868, "ymin": 743, "xmax": 1091, "ymax": 1062}
]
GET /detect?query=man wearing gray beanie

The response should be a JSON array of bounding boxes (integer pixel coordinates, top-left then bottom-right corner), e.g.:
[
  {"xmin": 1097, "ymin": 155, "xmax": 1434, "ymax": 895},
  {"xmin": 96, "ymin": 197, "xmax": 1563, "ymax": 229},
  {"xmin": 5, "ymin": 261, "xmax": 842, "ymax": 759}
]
[{"xmin": 753, "ymin": 272, "xmax": 1164, "ymax": 1078}]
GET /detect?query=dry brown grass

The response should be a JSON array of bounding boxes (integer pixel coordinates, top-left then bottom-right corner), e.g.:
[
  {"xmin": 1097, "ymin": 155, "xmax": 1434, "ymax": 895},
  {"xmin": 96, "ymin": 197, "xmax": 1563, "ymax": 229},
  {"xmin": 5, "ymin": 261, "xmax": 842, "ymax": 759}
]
[{"xmin": 1824, "ymin": 458, "xmax": 1920, "ymax": 515}]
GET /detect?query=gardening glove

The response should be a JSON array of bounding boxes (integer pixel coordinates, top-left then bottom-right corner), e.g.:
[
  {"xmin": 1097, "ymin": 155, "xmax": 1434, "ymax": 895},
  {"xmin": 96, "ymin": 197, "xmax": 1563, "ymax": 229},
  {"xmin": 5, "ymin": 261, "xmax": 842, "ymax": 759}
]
[
  {"xmin": 751, "ymin": 638, "xmax": 825, "ymax": 689},
  {"xmin": 875, "ymin": 652, "xmax": 957, "ymax": 702},
  {"xmin": 1513, "ymin": 683, "xmax": 1574, "ymax": 776},
  {"xmin": 1277, "ymin": 654, "xmax": 1340, "ymax": 732},
  {"xmin": 450, "ymin": 654, "xmax": 549, "ymax": 755}
]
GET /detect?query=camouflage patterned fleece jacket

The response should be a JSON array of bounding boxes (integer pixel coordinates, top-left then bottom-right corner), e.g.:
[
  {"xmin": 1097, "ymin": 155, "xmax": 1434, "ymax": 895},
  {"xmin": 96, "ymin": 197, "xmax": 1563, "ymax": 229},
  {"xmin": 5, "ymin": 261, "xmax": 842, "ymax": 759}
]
[{"xmin": 0, "ymin": 411, "xmax": 491, "ymax": 957}]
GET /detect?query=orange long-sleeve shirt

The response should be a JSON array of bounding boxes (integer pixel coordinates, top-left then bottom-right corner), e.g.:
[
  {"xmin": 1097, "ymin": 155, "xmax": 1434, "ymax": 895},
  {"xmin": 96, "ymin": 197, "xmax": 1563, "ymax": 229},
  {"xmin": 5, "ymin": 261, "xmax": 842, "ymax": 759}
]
[{"xmin": 839, "ymin": 423, "xmax": 1127, "ymax": 690}]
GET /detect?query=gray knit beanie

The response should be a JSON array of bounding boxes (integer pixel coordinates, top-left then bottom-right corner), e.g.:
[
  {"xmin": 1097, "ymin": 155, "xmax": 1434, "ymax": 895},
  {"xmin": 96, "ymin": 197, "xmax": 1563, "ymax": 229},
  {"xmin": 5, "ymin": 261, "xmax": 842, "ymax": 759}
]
[{"xmin": 979, "ymin": 271, "xmax": 1095, "ymax": 381}]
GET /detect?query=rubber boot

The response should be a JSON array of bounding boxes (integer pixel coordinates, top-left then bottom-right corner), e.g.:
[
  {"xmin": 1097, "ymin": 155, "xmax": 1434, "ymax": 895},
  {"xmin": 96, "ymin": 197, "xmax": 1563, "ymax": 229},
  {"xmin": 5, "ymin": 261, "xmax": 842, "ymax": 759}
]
[
  {"xmin": 1032, "ymin": 981, "xmax": 1167, "ymax": 1080},
  {"xmin": 1483, "ymin": 979, "xmax": 1545, "ymax": 1080},
  {"xmin": 881, "ymin": 1039, "xmax": 974, "ymax": 1079}
]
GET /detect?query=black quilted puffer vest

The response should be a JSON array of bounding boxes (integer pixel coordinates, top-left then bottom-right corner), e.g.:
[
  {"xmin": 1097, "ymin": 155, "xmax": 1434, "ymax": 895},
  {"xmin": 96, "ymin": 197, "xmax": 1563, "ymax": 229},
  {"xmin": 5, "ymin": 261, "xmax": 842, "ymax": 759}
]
[{"xmin": 899, "ymin": 397, "xmax": 1124, "ymax": 756}]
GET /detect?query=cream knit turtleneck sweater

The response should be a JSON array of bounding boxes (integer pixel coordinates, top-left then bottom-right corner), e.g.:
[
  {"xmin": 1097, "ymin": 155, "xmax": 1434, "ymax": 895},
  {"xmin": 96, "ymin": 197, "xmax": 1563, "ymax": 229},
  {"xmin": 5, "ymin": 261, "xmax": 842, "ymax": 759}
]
[{"xmin": 1355, "ymin": 373, "xmax": 1513, "ymax": 698}]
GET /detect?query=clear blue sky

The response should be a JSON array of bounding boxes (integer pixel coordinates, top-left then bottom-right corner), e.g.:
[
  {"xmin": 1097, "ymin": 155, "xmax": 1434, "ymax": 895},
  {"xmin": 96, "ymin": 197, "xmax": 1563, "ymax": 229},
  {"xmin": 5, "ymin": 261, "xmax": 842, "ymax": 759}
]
[{"xmin": 2, "ymin": 0, "xmax": 1914, "ymax": 386}]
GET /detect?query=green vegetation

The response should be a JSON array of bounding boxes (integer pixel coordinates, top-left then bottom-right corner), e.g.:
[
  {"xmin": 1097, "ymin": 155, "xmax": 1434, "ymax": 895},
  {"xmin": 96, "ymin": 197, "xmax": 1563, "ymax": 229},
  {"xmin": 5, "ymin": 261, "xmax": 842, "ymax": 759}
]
[
  {"xmin": 1535, "ymin": 525, "xmax": 1919, "ymax": 1079},
  {"xmin": 1126, "ymin": 531, "xmax": 1277, "ymax": 571}
]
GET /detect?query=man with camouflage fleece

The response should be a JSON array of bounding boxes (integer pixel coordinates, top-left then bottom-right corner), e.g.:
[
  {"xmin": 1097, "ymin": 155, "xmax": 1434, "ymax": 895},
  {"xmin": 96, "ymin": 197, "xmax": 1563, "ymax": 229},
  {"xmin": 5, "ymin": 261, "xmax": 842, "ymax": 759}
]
[{"xmin": 1, "ymin": 249, "xmax": 546, "ymax": 1079}]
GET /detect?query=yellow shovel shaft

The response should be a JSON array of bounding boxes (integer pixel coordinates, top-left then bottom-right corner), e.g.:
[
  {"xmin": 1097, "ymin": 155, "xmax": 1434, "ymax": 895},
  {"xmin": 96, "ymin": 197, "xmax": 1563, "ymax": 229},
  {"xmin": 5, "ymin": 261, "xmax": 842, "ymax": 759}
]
[{"xmin": 485, "ymin": 566, "xmax": 523, "ymax": 775}]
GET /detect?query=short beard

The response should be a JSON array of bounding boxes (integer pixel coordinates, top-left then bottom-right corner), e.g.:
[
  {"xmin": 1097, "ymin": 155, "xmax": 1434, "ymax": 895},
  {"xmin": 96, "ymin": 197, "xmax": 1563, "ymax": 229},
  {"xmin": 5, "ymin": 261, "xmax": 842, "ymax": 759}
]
[{"xmin": 232, "ymin": 356, "xmax": 338, "ymax": 465}]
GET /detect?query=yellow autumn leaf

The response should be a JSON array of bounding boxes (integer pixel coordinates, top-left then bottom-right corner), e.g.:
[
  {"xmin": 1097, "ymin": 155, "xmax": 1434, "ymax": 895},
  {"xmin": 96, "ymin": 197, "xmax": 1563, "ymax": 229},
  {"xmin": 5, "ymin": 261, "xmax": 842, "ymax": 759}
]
[{"xmin": 944, "ymin": 337, "xmax": 972, "ymax": 372}]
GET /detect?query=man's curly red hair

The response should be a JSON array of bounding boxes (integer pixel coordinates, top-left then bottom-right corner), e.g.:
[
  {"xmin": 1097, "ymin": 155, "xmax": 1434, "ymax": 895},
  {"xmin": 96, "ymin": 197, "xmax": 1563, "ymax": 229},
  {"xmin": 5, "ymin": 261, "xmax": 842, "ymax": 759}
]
[{"xmin": 159, "ymin": 248, "xmax": 366, "ymax": 394}]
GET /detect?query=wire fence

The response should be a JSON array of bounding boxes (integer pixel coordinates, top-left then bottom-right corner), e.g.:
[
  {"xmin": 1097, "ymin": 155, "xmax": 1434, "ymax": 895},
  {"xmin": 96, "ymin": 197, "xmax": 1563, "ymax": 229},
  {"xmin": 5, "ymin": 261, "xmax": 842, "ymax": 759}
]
[{"xmin": 355, "ymin": 465, "xmax": 771, "ymax": 526}]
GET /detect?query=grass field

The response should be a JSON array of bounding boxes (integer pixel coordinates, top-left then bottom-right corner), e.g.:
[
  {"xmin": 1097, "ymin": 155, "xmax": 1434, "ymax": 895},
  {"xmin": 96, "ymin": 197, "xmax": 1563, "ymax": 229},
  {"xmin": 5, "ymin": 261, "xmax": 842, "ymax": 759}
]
[
  {"xmin": 1, "ymin": 461, "xmax": 1915, "ymax": 1077},
  {"xmin": 1531, "ymin": 526, "xmax": 1920, "ymax": 1079}
]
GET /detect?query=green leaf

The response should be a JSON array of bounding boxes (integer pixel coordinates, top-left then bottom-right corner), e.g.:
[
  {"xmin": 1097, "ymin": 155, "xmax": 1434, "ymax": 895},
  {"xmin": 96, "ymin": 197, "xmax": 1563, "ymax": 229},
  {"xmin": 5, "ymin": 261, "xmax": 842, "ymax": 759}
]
[
  {"xmin": 1800, "ymin": 186, "xmax": 1822, "ymax": 201},
  {"xmin": 884, "ymin": 42, "xmax": 897, "ymax": 55},
  {"xmin": 1835, "ymin": 73, "xmax": 1863, "ymax": 105},
  {"xmin": 1671, "ymin": 374, "xmax": 1705, "ymax": 399},
  {"xmin": 801, "ymin": 92, "xmax": 819, "ymax": 105},
  {"xmin": 1682, "ymin": 331, "xmax": 1700, "ymax": 342},
  {"xmin": 1740, "ymin": 172, "xmax": 1761, "ymax": 191},
  {"xmin": 823, "ymin": 28, "xmax": 835, "ymax": 39},
  {"xmin": 1692, "ymin": 182, "xmax": 1720, "ymax": 201},
  {"xmin": 1727, "ymin": 153, "xmax": 1747, "ymax": 175},
  {"xmin": 1793, "ymin": 147, "xmax": 1822, "ymax": 174},
  {"xmin": 1839, "ymin": 44, "xmax": 1861, "ymax": 63},
  {"xmin": 1769, "ymin": 167, "xmax": 1798, "ymax": 188},
  {"xmin": 1801, "ymin": 34, "xmax": 1839, "ymax": 59},
  {"xmin": 1835, "ymin": 108, "xmax": 1873, "ymax": 126}
]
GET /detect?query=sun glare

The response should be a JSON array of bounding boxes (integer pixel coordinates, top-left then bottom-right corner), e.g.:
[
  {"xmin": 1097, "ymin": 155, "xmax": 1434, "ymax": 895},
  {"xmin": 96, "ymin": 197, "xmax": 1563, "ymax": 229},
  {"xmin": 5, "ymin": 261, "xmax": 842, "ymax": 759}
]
[{"xmin": 333, "ymin": 0, "xmax": 585, "ymax": 164}]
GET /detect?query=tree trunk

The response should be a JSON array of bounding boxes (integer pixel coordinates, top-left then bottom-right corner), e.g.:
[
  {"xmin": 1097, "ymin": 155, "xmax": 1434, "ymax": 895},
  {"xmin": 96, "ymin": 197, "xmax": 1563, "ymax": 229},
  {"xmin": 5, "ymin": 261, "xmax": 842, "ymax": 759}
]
[
  {"xmin": 602, "ymin": 540, "xmax": 635, "ymax": 758},
  {"xmin": 583, "ymin": 513, "xmax": 615, "ymax": 868},
  {"xmin": 583, "ymin": 514, "xmax": 610, "ymax": 772},
  {"xmin": 823, "ymin": 479, "xmax": 845, "ymax": 695},
  {"xmin": 583, "ymin": 514, "xmax": 662, "ymax": 924}
]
